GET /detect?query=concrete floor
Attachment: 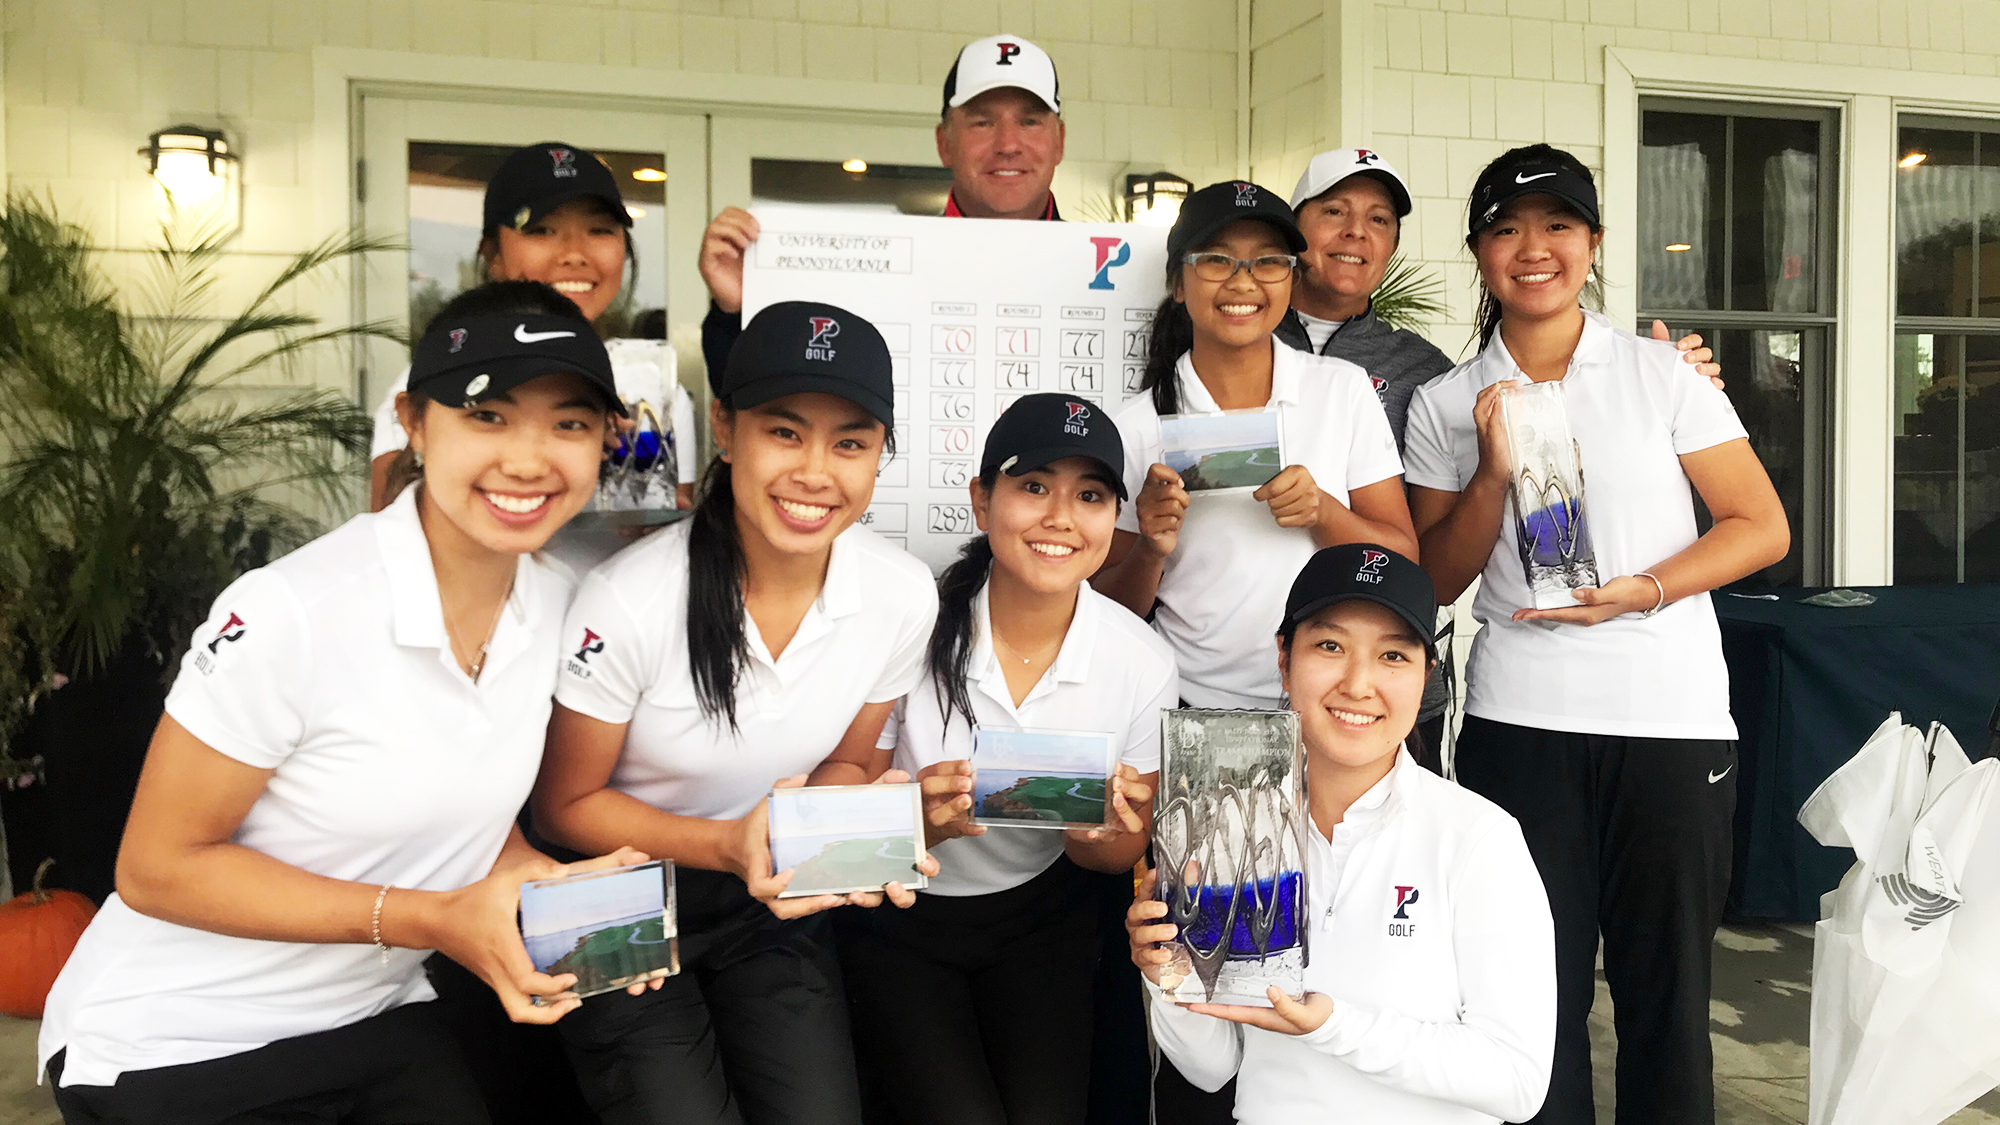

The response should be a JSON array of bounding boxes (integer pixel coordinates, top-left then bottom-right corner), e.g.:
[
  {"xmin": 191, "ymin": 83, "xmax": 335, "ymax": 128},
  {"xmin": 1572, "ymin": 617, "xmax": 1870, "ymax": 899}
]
[{"xmin": 5, "ymin": 925, "xmax": 1998, "ymax": 1124}]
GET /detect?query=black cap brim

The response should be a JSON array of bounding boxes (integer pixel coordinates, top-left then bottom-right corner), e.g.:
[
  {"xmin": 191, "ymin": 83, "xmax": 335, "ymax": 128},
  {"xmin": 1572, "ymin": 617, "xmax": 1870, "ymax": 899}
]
[
  {"xmin": 998, "ymin": 444, "xmax": 1128, "ymax": 499},
  {"xmin": 511, "ymin": 188, "xmax": 633, "ymax": 232},
  {"xmin": 1285, "ymin": 592, "xmax": 1437, "ymax": 659},
  {"xmin": 726, "ymin": 372, "xmax": 894, "ymax": 429},
  {"xmin": 1177, "ymin": 211, "xmax": 1308, "ymax": 256},
  {"xmin": 428, "ymin": 355, "xmax": 629, "ymax": 416},
  {"xmin": 1471, "ymin": 186, "xmax": 1599, "ymax": 234}
]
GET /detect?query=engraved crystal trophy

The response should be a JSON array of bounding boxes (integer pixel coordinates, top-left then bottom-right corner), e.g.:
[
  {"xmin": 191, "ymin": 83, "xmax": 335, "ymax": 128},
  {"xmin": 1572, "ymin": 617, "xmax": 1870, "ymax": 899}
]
[{"xmin": 1500, "ymin": 381, "xmax": 1599, "ymax": 610}]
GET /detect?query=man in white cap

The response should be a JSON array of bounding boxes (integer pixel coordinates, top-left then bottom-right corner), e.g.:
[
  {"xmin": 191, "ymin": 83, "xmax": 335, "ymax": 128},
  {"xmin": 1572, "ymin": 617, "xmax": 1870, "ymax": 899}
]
[{"xmin": 697, "ymin": 33, "xmax": 1066, "ymax": 384}]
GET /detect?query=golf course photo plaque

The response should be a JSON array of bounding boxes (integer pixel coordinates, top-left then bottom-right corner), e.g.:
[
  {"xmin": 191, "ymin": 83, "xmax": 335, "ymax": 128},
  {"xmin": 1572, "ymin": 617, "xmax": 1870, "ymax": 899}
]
[
  {"xmin": 767, "ymin": 783, "xmax": 929, "ymax": 898},
  {"xmin": 1158, "ymin": 408, "xmax": 1286, "ymax": 495},
  {"xmin": 970, "ymin": 727, "xmax": 1119, "ymax": 831},
  {"xmin": 519, "ymin": 860, "xmax": 679, "ymax": 1000}
]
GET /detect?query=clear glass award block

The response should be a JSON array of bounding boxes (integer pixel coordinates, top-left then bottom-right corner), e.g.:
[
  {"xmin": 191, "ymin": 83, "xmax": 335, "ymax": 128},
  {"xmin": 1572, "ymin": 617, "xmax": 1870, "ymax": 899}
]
[
  {"xmin": 1501, "ymin": 381, "xmax": 1599, "ymax": 610},
  {"xmin": 583, "ymin": 340, "xmax": 682, "ymax": 526},
  {"xmin": 1153, "ymin": 709, "xmax": 1308, "ymax": 1007}
]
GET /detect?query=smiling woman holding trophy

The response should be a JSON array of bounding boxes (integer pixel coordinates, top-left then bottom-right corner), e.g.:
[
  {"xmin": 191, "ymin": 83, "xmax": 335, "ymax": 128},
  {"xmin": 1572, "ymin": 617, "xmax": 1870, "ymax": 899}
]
[{"xmin": 1399, "ymin": 144, "xmax": 1791, "ymax": 1125}]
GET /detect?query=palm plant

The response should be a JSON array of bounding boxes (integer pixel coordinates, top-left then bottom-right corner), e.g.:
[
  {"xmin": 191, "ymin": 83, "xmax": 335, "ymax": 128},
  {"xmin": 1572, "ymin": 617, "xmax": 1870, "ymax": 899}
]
[
  {"xmin": 0, "ymin": 197, "xmax": 397, "ymax": 773},
  {"xmin": 1368, "ymin": 253, "xmax": 1448, "ymax": 333}
]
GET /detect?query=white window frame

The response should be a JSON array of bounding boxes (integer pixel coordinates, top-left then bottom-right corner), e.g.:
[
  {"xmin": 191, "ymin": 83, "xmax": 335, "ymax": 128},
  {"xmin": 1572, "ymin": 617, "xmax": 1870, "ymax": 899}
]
[{"xmin": 1603, "ymin": 48, "xmax": 2000, "ymax": 586}]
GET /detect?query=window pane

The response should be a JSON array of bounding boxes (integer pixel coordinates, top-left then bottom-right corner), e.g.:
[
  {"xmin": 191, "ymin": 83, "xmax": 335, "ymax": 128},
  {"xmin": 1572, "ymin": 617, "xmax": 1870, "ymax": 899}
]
[
  {"xmin": 1894, "ymin": 332, "xmax": 1960, "ymax": 583},
  {"xmin": 1895, "ymin": 127, "xmax": 1980, "ymax": 318},
  {"xmin": 1718, "ymin": 328, "xmax": 1814, "ymax": 586},
  {"xmin": 1731, "ymin": 116, "xmax": 1822, "ymax": 314},
  {"xmin": 1967, "ymin": 334, "xmax": 2000, "ymax": 581},
  {"xmin": 1640, "ymin": 112, "xmax": 1726, "ymax": 309},
  {"xmin": 751, "ymin": 158, "xmax": 953, "ymax": 214}
]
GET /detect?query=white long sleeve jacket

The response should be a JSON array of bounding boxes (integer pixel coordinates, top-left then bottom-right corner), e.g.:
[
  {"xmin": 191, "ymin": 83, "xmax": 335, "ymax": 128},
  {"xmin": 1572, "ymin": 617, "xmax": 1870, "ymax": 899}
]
[{"xmin": 1149, "ymin": 751, "xmax": 1557, "ymax": 1124}]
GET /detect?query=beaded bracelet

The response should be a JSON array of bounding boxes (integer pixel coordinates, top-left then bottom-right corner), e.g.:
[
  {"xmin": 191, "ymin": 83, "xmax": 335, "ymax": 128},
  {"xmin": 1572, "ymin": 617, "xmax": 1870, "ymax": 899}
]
[{"xmin": 370, "ymin": 885, "xmax": 392, "ymax": 965}]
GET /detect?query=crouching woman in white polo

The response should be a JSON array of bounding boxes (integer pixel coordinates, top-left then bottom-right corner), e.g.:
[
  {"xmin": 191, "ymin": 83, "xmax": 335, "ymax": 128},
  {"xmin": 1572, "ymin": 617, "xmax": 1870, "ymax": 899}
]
[
  {"xmin": 1127, "ymin": 544, "xmax": 1557, "ymax": 1124},
  {"xmin": 38, "ymin": 281, "xmax": 643, "ymax": 1125},
  {"xmin": 531, "ymin": 302, "xmax": 939, "ymax": 1125}
]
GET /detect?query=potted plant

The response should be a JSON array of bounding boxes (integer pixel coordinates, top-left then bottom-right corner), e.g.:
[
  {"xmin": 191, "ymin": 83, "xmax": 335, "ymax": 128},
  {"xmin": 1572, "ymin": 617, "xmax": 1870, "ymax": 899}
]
[{"xmin": 0, "ymin": 197, "xmax": 393, "ymax": 902}]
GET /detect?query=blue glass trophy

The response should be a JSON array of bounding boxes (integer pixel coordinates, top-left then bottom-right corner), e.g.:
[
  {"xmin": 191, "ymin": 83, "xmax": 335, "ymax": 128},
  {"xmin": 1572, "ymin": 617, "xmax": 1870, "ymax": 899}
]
[{"xmin": 1501, "ymin": 381, "xmax": 1599, "ymax": 610}]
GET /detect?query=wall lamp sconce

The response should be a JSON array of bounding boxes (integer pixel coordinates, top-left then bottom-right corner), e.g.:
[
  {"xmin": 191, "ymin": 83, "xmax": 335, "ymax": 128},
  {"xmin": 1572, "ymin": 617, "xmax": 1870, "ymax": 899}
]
[
  {"xmin": 140, "ymin": 125, "xmax": 241, "ymax": 234},
  {"xmin": 1125, "ymin": 172, "xmax": 1192, "ymax": 226}
]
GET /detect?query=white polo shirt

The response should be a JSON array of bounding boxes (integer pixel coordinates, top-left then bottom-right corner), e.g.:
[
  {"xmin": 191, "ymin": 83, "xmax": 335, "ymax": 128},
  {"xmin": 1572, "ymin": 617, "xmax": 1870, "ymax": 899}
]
[
  {"xmin": 1149, "ymin": 751, "xmax": 1556, "ymax": 1125},
  {"xmin": 39, "ymin": 487, "xmax": 571, "ymax": 1088},
  {"xmin": 1401, "ymin": 311, "xmax": 1748, "ymax": 740},
  {"xmin": 1113, "ymin": 344, "xmax": 1404, "ymax": 708},
  {"xmin": 882, "ymin": 581, "xmax": 1177, "ymax": 896},
  {"xmin": 555, "ymin": 520, "xmax": 938, "ymax": 820}
]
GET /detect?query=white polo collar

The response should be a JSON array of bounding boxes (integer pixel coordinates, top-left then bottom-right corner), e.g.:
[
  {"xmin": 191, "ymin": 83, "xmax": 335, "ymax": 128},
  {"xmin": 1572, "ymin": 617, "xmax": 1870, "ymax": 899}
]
[
  {"xmin": 970, "ymin": 579, "xmax": 1099, "ymax": 714},
  {"xmin": 1172, "ymin": 337, "xmax": 1304, "ymax": 414},
  {"xmin": 1310, "ymin": 746, "xmax": 1413, "ymax": 844},
  {"xmin": 1473, "ymin": 307, "xmax": 1617, "ymax": 390},
  {"xmin": 375, "ymin": 486, "xmax": 537, "ymax": 668},
  {"xmin": 743, "ymin": 525, "xmax": 864, "ymax": 671}
]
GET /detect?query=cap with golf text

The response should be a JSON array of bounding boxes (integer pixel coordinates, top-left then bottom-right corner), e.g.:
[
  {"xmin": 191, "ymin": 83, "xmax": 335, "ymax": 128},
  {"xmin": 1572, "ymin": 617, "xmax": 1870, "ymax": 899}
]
[
  {"xmin": 1168, "ymin": 180, "xmax": 1308, "ymax": 263},
  {"xmin": 1289, "ymin": 148, "xmax": 1413, "ymax": 217},
  {"xmin": 943, "ymin": 34, "xmax": 1061, "ymax": 116},
  {"xmin": 720, "ymin": 302, "xmax": 895, "ymax": 428},
  {"xmin": 1468, "ymin": 148, "xmax": 1600, "ymax": 237},
  {"xmin": 1283, "ymin": 544, "xmax": 1438, "ymax": 659},
  {"xmin": 482, "ymin": 141, "xmax": 631, "ymax": 236},
  {"xmin": 408, "ymin": 311, "xmax": 625, "ymax": 416},
  {"xmin": 980, "ymin": 393, "xmax": 1128, "ymax": 500}
]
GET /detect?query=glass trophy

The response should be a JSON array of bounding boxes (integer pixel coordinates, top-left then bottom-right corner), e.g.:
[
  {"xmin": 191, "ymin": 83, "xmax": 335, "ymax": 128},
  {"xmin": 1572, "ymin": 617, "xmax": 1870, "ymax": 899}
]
[
  {"xmin": 581, "ymin": 339, "xmax": 684, "ymax": 527},
  {"xmin": 1500, "ymin": 381, "xmax": 1599, "ymax": 610}
]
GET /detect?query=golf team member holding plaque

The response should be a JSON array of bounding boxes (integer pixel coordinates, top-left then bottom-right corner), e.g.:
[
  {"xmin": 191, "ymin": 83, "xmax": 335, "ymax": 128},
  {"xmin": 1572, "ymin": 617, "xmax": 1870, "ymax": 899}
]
[
  {"xmin": 1094, "ymin": 179, "xmax": 1417, "ymax": 710},
  {"xmin": 38, "ymin": 284, "xmax": 641, "ymax": 1124},
  {"xmin": 841, "ymin": 394, "xmax": 1175, "ymax": 1125},
  {"xmin": 369, "ymin": 141, "xmax": 698, "ymax": 523},
  {"xmin": 1401, "ymin": 145, "xmax": 1789, "ymax": 1125},
  {"xmin": 531, "ymin": 302, "xmax": 939, "ymax": 1125},
  {"xmin": 1126, "ymin": 544, "xmax": 1556, "ymax": 1124},
  {"xmin": 696, "ymin": 33, "xmax": 1067, "ymax": 385}
]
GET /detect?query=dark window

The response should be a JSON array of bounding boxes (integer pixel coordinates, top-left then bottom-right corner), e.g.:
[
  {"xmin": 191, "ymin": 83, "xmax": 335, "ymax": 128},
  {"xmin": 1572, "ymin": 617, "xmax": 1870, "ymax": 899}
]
[
  {"xmin": 1639, "ymin": 100, "xmax": 1839, "ymax": 587},
  {"xmin": 1892, "ymin": 118, "xmax": 2000, "ymax": 583}
]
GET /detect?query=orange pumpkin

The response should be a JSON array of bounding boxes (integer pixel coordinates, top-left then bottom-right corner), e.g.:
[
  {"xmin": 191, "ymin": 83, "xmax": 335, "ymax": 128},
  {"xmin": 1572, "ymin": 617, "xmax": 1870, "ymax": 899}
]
[{"xmin": 0, "ymin": 858, "xmax": 96, "ymax": 1019}]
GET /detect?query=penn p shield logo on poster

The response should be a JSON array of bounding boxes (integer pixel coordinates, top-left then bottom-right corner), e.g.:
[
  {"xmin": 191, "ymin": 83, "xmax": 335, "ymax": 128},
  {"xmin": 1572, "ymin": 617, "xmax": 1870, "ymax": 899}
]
[
  {"xmin": 1088, "ymin": 236, "xmax": 1130, "ymax": 290},
  {"xmin": 806, "ymin": 316, "xmax": 840, "ymax": 361}
]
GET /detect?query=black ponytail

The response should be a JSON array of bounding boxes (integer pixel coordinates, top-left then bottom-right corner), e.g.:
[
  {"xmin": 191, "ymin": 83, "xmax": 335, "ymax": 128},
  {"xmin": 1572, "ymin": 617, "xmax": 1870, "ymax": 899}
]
[
  {"xmin": 1140, "ymin": 290, "xmax": 1193, "ymax": 416},
  {"xmin": 687, "ymin": 453, "xmax": 750, "ymax": 728},
  {"xmin": 929, "ymin": 471, "xmax": 1002, "ymax": 732}
]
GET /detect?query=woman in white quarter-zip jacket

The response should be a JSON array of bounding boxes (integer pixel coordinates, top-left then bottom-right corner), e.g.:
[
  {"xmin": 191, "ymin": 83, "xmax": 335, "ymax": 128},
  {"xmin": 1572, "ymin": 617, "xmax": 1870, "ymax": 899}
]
[{"xmin": 1127, "ymin": 544, "xmax": 1557, "ymax": 1125}]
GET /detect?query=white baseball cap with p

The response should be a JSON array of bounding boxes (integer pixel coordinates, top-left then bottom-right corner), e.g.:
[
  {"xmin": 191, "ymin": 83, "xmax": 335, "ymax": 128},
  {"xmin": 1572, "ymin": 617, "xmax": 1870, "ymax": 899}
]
[
  {"xmin": 942, "ymin": 34, "xmax": 1061, "ymax": 116},
  {"xmin": 1289, "ymin": 148, "xmax": 1413, "ymax": 217}
]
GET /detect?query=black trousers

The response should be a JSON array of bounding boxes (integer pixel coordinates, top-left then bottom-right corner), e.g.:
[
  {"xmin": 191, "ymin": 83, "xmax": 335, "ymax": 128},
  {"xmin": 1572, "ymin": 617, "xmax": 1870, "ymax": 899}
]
[
  {"xmin": 1454, "ymin": 716, "xmax": 1736, "ymax": 1125},
  {"xmin": 1083, "ymin": 866, "xmax": 1151, "ymax": 1125},
  {"xmin": 47, "ymin": 1002, "xmax": 486, "ymax": 1125},
  {"xmin": 842, "ymin": 857, "xmax": 1100, "ymax": 1125},
  {"xmin": 557, "ymin": 867, "xmax": 861, "ymax": 1125}
]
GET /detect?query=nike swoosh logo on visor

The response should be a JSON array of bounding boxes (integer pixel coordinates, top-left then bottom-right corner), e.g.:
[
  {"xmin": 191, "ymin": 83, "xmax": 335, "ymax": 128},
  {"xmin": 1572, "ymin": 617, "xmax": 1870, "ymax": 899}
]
[
  {"xmin": 515, "ymin": 325, "xmax": 578, "ymax": 343},
  {"xmin": 1515, "ymin": 171, "xmax": 1558, "ymax": 184}
]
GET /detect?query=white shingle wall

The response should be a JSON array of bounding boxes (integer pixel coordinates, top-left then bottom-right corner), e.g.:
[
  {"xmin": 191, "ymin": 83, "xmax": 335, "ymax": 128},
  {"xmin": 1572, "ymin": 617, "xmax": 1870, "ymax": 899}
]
[{"xmin": 4, "ymin": 0, "xmax": 1240, "ymax": 262}]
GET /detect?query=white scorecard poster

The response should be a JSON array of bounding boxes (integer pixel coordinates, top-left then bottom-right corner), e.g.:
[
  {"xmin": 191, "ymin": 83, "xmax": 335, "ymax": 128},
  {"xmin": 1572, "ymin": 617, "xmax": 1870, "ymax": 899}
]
[{"xmin": 742, "ymin": 206, "xmax": 1170, "ymax": 572}]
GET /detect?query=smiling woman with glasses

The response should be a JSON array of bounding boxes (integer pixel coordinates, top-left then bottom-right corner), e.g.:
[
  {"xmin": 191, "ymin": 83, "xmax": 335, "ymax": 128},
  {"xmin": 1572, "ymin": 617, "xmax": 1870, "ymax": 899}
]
[{"xmin": 1181, "ymin": 251, "xmax": 1302, "ymax": 284}]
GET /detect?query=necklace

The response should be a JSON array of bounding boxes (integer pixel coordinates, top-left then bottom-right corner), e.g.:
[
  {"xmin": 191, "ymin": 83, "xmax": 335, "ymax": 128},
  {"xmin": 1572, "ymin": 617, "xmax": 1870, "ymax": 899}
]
[
  {"xmin": 450, "ymin": 583, "xmax": 513, "ymax": 682},
  {"xmin": 991, "ymin": 627, "xmax": 1062, "ymax": 667}
]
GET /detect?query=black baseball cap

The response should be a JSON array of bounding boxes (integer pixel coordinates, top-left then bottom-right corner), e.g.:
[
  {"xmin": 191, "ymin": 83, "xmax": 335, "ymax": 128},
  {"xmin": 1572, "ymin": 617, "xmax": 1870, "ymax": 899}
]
[
  {"xmin": 408, "ymin": 312, "xmax": 625, "ymax": 416},
  {"xmin": 1467, "ymin": 148, "xmax": 1600, "ymax": 237},
  {"xmin": 482, "ymin": 142, "xmax": 631, "ymax": 236},
  {"xmin": 719, "ymin": 301, "xmax": 895, "ymax": 428},
  {"xmin": 1282, "ymin": 544, "xmax": 1438, "ymax": 660},
  {"xmin": 1167, "ymin": 180, "xmax": 1309, "ymax": 263},
  {"xmin": 980, "ymin": 393, "xmax": 1127, "ymax": 500}
]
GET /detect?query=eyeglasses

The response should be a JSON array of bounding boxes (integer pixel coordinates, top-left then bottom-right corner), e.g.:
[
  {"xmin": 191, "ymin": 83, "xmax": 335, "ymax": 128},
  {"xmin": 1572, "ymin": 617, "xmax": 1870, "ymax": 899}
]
[{"xmin": 1182, "ymin": 251, "xmax": 1299, "ymax": 284}]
